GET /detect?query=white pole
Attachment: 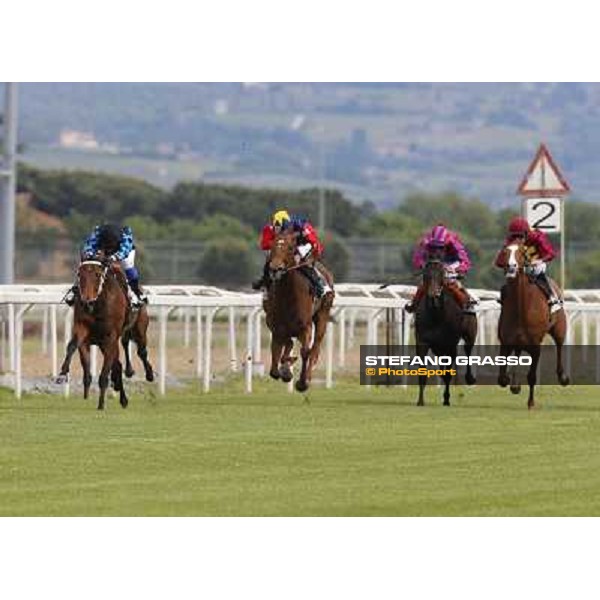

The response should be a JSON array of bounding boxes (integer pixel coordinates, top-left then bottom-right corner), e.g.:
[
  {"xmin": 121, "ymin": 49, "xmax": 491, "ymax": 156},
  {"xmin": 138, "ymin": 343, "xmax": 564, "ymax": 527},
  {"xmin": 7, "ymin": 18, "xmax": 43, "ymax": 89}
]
[
  {"xmin": 254, "ymin": 311, "xmax": 262, "ymax": 362},
  {"xmin": 63, "ymin": 309, "xmax": 72, "ymax": 398},
  {"xmin": 90, "ymin": 345, "xmax": 98, "ymax": 377},
  {"xmin": 228, "ymin": 306, "xmax": 237, "ymax": 372},
  {"xmin": 338, "ymin": 308, "xmax": 346, "ymax": 368},
  {"xmin": 159, "ymin": 306, "xmax": 168, "ymax": 396},
  {"xmin": 50, "ymin": 304, "xmax": 58, "ymax": 377},
  {"xmin": 42, "ymin": 307, "xmax": 48, "ymax": 355},
  {"xmin": 195, "ymin": 307, "xmax": 203, "ymax": 379},
  {"xmin": 0, "ymin": 314, "xmax": 6, "ymax": 372},
  {"xmin": 595, "ymin": 316, "xmax": 600, "ymax": 383},
  {"xmin": 203, "ymin": 308, "xmax": 217, "ymax": 393},
  {"xmin": 245, "ymin": 309, "xmax": 254, "ymax": 393},
  {"xmin": 183, "ymin": 308, "xmax": 191, "ymax": 348},
  {"xmin": 15, "ymin": 306, "xmax": 24, "ymax": 398},
  {"xmin": 325, "ymin": 319, "xmax": 334, "ymax": 389},
  {"xmin": 8, "ymin": 303, "xmax": 15, "ymax": 371}
]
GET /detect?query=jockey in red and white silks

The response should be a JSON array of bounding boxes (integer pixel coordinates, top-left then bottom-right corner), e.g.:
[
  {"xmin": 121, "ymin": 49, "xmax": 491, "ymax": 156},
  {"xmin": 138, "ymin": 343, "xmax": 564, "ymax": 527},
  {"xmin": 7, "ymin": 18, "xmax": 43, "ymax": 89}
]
[{"xmin": 495, "ymin": 216, "xmax": 562, "ymax": 312}]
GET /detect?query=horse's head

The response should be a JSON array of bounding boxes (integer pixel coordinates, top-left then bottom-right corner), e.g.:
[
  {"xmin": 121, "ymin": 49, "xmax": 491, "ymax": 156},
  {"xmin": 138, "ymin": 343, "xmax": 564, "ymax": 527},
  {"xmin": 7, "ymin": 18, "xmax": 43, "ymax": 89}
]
[
  {"xmin": 423, "ymin": 258, "xmax": 446, "ymax": 299},
  {"xmin": 269, "ymin": 230, "xmax": 297, "ymax": 281},
  {"xmin": 77, "ymin": 259, "xmax": 110, "ymax": 312},
  {"xmin": 501, "ymin": 241, "xmax": 528, "ymax": 279}
]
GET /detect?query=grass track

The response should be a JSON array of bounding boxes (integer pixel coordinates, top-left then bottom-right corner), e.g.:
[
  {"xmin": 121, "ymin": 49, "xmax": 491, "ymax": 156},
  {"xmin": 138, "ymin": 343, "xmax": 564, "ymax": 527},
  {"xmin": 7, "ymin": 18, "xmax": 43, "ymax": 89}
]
[{"xmin": 1, "ymin": 380, "xmax": 600, "ymax": 515}]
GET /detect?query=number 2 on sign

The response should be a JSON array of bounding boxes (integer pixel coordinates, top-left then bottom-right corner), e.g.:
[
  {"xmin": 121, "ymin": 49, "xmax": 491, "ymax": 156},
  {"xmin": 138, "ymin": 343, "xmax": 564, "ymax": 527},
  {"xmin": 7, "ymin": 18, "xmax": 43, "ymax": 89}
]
[{"xmin": 525, "ymin": 197, "xmax": 561, "ymax": 232}]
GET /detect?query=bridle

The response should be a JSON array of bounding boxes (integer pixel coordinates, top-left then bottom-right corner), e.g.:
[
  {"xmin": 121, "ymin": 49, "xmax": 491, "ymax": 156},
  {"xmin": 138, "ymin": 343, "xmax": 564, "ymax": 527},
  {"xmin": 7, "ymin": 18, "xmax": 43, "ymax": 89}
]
[{"xmin": 78, "ymin": 260, "xmax": 111, "ymax": 305}]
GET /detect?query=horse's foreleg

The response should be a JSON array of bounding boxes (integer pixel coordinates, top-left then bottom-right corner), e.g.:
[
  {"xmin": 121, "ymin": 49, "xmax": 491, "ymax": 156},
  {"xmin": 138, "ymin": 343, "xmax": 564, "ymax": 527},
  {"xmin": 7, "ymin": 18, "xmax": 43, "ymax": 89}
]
[
  {"xmin": 57, "ymin": 324, "xmax": 87, "ymax": 384},
  {"xmin": 416, "ymin": 343, "xmax": 428, "ymax": 406},
  {"xmin": 112, "ymin": 359, "xmax": 128, "ymax": 408},
  {"xmin": 279, "ymin": 338, "xmax": 294, "ymax": 383},
  {"xmin": 98, "ymin": 339, "xmax": 119, "ymax": 410},
  {"xmin": 78, "ymin": 343, "xmax": 92, "ymax": 399},
  {"xmin": 498, "ymin": 344, "xmax": 511, "ymax": 388},
  {"xmin": 295, "ymin": 324, "xmax": 313, "ymax": 393},
  {"xmin": 269, "ymin": 337, "xmax": 285, "ymax": 380},
  {"xmin": 527, "ymin": 346, "xmax": 541, "ymax": 410}
]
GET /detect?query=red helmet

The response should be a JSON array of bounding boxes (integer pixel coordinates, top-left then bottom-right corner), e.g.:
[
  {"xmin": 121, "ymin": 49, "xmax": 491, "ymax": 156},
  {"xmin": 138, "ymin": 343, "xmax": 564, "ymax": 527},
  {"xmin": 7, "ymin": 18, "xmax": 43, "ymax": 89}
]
[{"xmin": 508, "ymin": 217, "xmax": 530, "ymax": 236}]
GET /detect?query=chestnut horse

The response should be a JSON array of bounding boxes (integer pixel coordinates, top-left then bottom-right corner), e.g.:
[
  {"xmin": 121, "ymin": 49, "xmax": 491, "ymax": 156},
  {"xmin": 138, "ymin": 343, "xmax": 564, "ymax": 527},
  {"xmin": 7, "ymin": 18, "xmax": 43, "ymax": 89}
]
[
  {"xmin": 414, "ymin": 258, "xmax": 478, "ymax": 406},
  {"xmin": 56, "ymin": 258, "xmax": 130, "ymax": 410},
  {"xmin": 264, "ymin": 230, "xmax": 334, "ymax": 392},
  {"xmin": 496, "ymin": 241, "xmax": 569, "ymax": 408}
]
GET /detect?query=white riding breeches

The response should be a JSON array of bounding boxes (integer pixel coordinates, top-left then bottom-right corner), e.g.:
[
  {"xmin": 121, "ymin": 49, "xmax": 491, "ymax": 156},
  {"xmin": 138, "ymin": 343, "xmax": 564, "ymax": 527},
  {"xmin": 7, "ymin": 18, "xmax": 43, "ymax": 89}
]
[
  {"xmin": 527, "ymin": 260, "xmax": 546, "ymax": 276},
  {"xmin": 120, "ymin": 249, "xmax": 136, "ymax": 271}
]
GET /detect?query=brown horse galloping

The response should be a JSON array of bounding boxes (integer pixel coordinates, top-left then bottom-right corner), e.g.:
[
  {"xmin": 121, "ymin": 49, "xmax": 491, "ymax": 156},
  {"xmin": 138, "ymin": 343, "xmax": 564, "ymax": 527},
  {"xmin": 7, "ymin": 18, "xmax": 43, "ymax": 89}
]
[
  {"xmin": 414, "ymin": 258, "xmax": 478, "ymax": 406},
  {"xmin": 264, "ymin": 230, "xmax": 334, "ymax": 393},
  {"xmin": 56, "ymin": 257, "xmax": 130, "ymax": 410},
  {"xmin": 496, "ymin": 241, "xmax": 569, "ymax": 409}
]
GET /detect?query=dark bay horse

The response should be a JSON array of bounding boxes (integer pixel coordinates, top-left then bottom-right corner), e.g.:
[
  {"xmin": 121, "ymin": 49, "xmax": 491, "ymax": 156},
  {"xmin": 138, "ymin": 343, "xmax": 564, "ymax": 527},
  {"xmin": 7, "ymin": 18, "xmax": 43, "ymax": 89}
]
[
  {"xmin": 56, "ymin": 258, "xmax": 130, "ymax": 410},
  {"xmin": 264, "ymin": 230, "xmax": 334, "ymax": 392},
  {"xmin": 414, "ymin": 259, "xmax": 478, "ymax": 406},
  {"xmin": 496, "ymin": 241, "xmax": 569, "ymax": 408}
]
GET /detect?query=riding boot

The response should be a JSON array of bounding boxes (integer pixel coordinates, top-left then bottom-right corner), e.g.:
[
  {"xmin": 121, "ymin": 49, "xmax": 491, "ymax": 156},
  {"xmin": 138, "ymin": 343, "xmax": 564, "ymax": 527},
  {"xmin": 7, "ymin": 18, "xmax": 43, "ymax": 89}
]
[
  {"xmin": 252, "ymin": 260, "xmax": 271, "ymax": 291},
  {"xmin": 405, "ymin": 285, "xmax": 425, "ymax": 313},
  {"xmin": 64, "ymin": 284, "xmax": 78, "ymax": 307},
  {"xmin": 535, "ymin": 273, "xmax": 562, "ymax": 313},
  {"xmin": 128, "ymin": 278, "xmax": 148, "ymax": 306},
  {"xmin": 299, "ymin": 265, "xmax": 324, "ymax": 297}
]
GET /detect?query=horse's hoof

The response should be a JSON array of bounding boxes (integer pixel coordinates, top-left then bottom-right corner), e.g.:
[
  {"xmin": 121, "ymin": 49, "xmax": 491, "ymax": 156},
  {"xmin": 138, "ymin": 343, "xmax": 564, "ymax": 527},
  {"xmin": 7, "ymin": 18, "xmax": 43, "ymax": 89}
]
[
  {"xmin": 125, "ymin": 368, "xmax": 135, "ymax": 378},
  {"xmin": 465, "ymin": 373, "xmax": 477, "ymax": 386},
  {"xmin": 269, "ymin": 370, "xmax": 281, "ymax": 381},
  {"xmin": 528, "ymin": 402, "xmax": 535, "ymax": 410},
  {"xmin": 510, "ymin": 384, "xmax": 521, "ymax": 395},
  {"xmin": 417, "ymin": 400, "xmax": 424, "ymax": 407},
  {"xmin": 559, "ymin": 375, "xmax": 570, "ymax": 387},
  {"xmin": 279, "ymin": 366, "xmax": 293, "ymax": 383},
  {"xmin": 295, "ymin": 380, "xmax": 308, "ymax": 393},
  {"xmin": 120, "ymin": 397, "xmax": 128, "ymax": 409},
  {"xmin": 55, "ymin": 374, "xmax": 68, "ymax": 384},
  {"xmin": 145, "ymin": 371, "xmax": 155, "ymax": 383},
  {"xmin": 498, "ymin": 376, "xmax": 509, "ymax": 388}
]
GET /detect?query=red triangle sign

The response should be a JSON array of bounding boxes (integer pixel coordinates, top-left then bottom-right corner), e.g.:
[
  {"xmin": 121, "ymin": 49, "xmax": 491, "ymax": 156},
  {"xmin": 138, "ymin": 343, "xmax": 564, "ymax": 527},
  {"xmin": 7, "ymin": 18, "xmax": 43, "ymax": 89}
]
[{"xmin": 517, "ymin": 143, "xmax": 570, "ymax": 196}]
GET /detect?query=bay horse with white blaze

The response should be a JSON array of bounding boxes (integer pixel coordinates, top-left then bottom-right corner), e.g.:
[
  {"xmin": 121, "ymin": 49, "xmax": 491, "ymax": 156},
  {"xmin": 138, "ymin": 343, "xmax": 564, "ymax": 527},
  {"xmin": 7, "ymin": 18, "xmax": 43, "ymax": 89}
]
[
  {"xmin": 496, "ymin": 240, "xmax": 569, "ymax": 408},
  {"xmin": 264, "ymin": 229, "xmax": 334, "ymax": 392},
  {"xmin": 56, "ymin": 256, "xmax": 144, "ymax": 409},
  {"xmin": 414, "ymin": 257, "xmax": 478, "ymax": 406}
]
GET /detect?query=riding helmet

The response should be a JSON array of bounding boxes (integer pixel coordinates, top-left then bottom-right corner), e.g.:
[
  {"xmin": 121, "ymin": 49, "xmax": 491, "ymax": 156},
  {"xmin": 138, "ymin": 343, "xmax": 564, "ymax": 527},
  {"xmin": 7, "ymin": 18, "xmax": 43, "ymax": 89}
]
[
  {"xmin": 97, "ymin": 222, "xmax": 123, "ymax": 253},
  {"xmin": 272, "ymin": 210, "xmax": 290, "ymax": 229},
  {"xmin": 429, "ymin": 224, "xmax": 449, "ymax": 248},
  {"xmin": 508, "ymin": 217, "xmax": 530, "ymax": 236}
]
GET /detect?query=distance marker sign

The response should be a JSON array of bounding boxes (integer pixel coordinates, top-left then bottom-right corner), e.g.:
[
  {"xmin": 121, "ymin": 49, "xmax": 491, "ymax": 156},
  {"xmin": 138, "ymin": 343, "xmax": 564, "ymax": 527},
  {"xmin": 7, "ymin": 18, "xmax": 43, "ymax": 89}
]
[{"xmin": 524, "ymin": 196, "xmax": 562, "ymax": 232}]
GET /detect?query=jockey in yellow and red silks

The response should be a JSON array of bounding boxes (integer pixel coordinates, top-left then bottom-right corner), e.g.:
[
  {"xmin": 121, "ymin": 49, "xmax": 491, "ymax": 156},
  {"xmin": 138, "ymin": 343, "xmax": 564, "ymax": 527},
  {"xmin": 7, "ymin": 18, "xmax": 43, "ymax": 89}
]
[
  {"xmin": 252, "ymin": 209, "xmax": 332, "ymax": 298},
  {"xmin": 406, "ymin": 224, "xmax": 477, "ymax": 313}
]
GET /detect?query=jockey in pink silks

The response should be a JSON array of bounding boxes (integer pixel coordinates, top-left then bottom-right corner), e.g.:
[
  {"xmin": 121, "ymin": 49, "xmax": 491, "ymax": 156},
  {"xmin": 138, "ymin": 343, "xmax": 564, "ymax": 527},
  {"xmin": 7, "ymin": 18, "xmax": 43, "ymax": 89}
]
[{"xmin": 405, "ymin": 224, "xmax": 477, "ymax": 314}]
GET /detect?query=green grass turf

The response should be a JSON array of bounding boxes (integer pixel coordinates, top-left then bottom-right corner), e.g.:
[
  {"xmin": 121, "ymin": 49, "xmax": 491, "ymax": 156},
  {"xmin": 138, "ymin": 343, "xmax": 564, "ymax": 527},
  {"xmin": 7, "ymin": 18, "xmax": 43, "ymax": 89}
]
[{"xmin": 1, "ymin": 379, "xmax": 600, "ymax": 516}]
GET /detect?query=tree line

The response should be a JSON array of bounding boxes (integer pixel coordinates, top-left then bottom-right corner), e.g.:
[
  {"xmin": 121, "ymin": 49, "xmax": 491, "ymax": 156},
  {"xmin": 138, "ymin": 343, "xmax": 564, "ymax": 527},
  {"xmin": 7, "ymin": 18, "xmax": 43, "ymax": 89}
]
[{"xmin": 16, "ymin": 163, "xmax": 600, "ymax": 288}]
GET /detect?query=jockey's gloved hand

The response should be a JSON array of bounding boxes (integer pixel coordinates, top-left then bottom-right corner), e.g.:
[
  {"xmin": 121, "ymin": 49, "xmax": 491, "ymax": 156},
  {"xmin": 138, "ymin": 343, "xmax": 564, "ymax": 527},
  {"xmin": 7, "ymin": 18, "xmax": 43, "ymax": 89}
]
[
  {"xmin": 294, "ymin": 253, "xmax": 302, "ymax": 265},
  {"xmin": 109, "ymin": 254, "xmax": 119, "ymax": 262}
]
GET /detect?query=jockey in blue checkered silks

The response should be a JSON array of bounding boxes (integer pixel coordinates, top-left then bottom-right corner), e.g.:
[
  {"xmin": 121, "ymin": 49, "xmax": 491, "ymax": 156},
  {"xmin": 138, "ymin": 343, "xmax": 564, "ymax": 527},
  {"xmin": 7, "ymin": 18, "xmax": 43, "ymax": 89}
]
[{"xmin": 65, "ymin": 223, "xmax": 148, "ymax": 307}]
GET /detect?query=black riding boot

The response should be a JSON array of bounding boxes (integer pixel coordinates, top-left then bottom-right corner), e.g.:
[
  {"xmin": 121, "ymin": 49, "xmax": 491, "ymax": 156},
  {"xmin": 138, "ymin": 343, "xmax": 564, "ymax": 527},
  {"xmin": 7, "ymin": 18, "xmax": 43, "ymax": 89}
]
[
  {"xmin": 252, "ymin": 260, "xmax": 271, "ymax": 291},
  {"xmin": 299, "ymin": 266, "xmax": 324, "ymax": 297},
  {"xmin": 64, "ymin": 284, "xmax": 78, "ymax": 307},
  {"xmin": 535, "ymin": 273, "xmax": 561, "ymax": 311},
  {"xmin": 129, "ymin": 278, "xmax": 148, "ymax": 304}
]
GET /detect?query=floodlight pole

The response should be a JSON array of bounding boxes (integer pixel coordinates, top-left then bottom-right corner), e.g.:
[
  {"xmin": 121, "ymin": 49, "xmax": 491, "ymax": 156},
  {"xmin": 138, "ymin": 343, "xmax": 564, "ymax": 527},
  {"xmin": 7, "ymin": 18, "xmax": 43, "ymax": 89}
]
[{"xmin": 0, "ymin": 83, "xmax": 18, "ymax": 284}]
